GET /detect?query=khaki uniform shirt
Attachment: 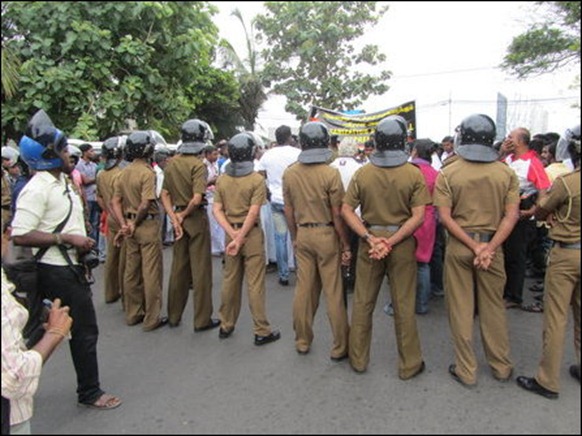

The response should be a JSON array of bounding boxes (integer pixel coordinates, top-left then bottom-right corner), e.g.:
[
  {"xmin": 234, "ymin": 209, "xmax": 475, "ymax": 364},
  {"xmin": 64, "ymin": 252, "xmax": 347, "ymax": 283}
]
[
  {"xmin": 214, "ymin": 172, "xmax": 266, "ymax": 224},
  {"xmin": 113, "ymin": 160, "xmax": 158, "ymax": 215},
  {"xmin": 540, "ymin": 169, "xmax": 580, "ymax": 243},
  {"xmin": 162, "ymin": 155, "xmax": 207, "ymax": 207},
  {"xmin": 344, "ymin": 163, "xmax": 430, "ymax": 225},
  {"xmin": 97, "ymin": 166, "xmax": 122, "ymax": 213},
  {"xmin": 283, "ymin": 162, "xmax": 344, "ymax": 224},
  {"xmin": 433, "ymin": 159, "xmax": 520, "ymax": 231}
]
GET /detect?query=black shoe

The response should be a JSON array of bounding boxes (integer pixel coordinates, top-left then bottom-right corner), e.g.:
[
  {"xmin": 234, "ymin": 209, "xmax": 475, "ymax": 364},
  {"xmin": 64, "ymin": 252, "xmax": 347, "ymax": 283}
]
[
  {"xmin": 278, "ymin": 278, "xmax": 289, "ymax": 286},
  {"xmin": 194, "ymin": 318, "xmax": 220, "ymax": 332},
  {"xmin": 449, "ymin": 364, "xmax": 475, "ymax": 388},
  {"xmin": 330, "ymin": 353, "xmax": 348, "ymax": 362},
  {"xmin": 144, "ymin": 316, "xmax": 168, "ymax": 332},
  {"xmin": 569, "ymin": 365, "xmax": 580, "ymax": 383},
  {"xmin": 254, "ymin": 330, "xmax": 281, "ymax": 346},
  {"xmin": 219, "ymin": 327, "xmax": 234, "ymax": 339},
  {"xmin": 401, "ymin": 361, "xmax": 425, "ymax": 380},
  {"xmin": 516, "ymin": 376, "xmax": 558, "ymax": 399}
]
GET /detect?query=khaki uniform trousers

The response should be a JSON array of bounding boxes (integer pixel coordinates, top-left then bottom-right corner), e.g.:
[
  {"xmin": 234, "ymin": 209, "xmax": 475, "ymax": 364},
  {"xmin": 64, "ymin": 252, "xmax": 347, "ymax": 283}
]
[
  {"xmin": 167, "ymin": 208, "xmax": 214, "ymax": 329},
  {"xmin": 444, "ymin": 236, "xmax": 513, "ymax": 385},
  {"xmin": 293, "ymin": 226, "xmax": 349, "ymax": 358},
  {"xmin": 536, "ymin": 245, "xmax": 581, "ymax": 392},
  {"xmin": 219, "ymin": 226, "xmax": 271, "ymax": 336},
  {"xmin": 103, "ymin": 217, "xmax": 122, "ymax": 303},
  {"xmin": 123, "ymin": 219, "xmax": 163, "ymax": 330},
  {"xmin": 349, "ymin": 234, "xmax": 423, "ymax": 377}
]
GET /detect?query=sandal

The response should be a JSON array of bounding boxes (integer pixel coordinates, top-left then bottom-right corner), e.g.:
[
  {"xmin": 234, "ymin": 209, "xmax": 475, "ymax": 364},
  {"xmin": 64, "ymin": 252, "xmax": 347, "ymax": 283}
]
[
  {"xmin": 79, "ymin": 393, "xmax": 122, "ymax": 410},
  {"xmin": 521, "ymin": 302, "xmax": 544, "ymax": 313}
]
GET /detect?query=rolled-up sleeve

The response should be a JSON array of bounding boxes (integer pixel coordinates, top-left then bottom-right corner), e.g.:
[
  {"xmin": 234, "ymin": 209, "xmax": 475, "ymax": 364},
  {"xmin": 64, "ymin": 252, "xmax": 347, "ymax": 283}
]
[{"xmin": 1, "ymin": 278, "xmax": 43, "ymax": 401}]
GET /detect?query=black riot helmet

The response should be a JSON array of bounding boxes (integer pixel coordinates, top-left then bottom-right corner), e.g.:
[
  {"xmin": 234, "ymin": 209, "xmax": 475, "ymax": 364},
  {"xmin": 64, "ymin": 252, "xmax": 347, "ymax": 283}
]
[
  {"xmin": 125, "ymin": 131, "xmax": 155, "ymax": 162},
  {"xmin": 455, "ymin": 114, "xmax": 496, "ymax": 147},
  {"xmin": 454, "ymin": 114, "xmax": 498, "ymax": 162},
  {"xmin": 180, "ymin": 119, "xmax": 213, "ymax": 155},
  {"xmin": 556, "ymin": 124, "xmax": 581, "ymax": 164},
  {"xmin": 228, "ymin": 132, "xmax": 257, "ymax": 163},
  {"xmin": 374, "ymin": 115, "xmax": 407, "ymax": 151},
  {"xmin": 297, "ymin": 121, "xmax": 332, "ymax": 164},
  {"xmin": 101, "ymin": 136, "xmax": 125, "ymax": 169}
]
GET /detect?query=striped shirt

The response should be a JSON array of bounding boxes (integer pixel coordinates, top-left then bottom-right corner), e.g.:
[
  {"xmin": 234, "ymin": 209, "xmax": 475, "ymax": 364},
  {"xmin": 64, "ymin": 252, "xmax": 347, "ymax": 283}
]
[{"xmin": 1, "ymin": 269, "xmax": 43, "ymax": 426}]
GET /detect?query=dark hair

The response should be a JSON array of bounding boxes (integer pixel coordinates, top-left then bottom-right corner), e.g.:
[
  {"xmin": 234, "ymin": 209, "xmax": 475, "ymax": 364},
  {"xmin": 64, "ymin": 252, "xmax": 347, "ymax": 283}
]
[
  {"xmin": 413, "ymin": 139, "xmax": 434, "ymax": 162},
  {"xmin": 364, "ymin": 139, "xmax": 375, "ymax": 149},
  {"xmin": 275, "ymin": 125, "xmax": 292, "ymax": 145},
  {"xmin": 203, "ymin": 145, "xmax": 216, "ymax": 155},
  {"xmin": 330, "ymin": 135, "xmax": 340, "ymax": 146},
  {"xmin": 441, "ymin": 135, "xmax": 454, "ymax": 143},
  {"xmin": 79, "ymin": 143, "xmax": 92, "ymax": 153},
  {"xmin": 529, "ymin": 138, "xmax": 545, "ymax": 155}
]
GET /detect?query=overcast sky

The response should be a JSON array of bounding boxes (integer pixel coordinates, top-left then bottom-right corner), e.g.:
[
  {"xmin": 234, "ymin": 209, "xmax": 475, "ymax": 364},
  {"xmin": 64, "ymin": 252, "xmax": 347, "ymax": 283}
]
[{"xmin": 211, "ymin": 1, "xmax": 580, "ymax": 140}]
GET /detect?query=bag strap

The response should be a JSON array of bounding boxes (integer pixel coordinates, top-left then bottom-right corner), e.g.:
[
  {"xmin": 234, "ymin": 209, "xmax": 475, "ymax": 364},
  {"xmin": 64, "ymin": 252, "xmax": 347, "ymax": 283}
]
[{"xmin": 34, "ymin": 181, "xmax": 74, "ymax": 262}]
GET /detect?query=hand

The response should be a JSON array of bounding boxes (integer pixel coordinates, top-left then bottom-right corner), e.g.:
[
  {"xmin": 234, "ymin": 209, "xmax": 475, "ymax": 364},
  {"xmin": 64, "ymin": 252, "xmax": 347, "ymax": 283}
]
[
  {"xmin": 173, "ymin": 221, "xmax": 184, "ymax": 241},
  {"xmin": 341, "ymin": 249, "xmax": 352, "ymax": 266},
  {"xmin": 473, "ymin": 243, "xmax": 495, "ymax": 270},
  {"xmin": 67, "ymin": 234, "xmax": 95, "ymax": 252},
  {"xmin": 225, "ymin": 238, "xmax": 244, "ymax": 257},
  {"xmin": 367, "ymin": 236, "xmax": 391, "ymax": 260},
  {"xmin": 43, "ymin": 298, "xmax": 73, "ymax": 337},
  {"xmin": 175, "ymin": 211, "xmax": 185, "ymax": 225}
]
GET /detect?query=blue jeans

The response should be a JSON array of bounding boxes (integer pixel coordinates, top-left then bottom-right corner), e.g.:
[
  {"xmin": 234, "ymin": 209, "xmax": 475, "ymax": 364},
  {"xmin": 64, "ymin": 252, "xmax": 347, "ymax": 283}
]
[
  {"xmin": 271, "ymin": 202, "xmax": 289, "ymax": 281},
  {"xmin": 87, "ymin": 200, "xmax": 101, "ymax": 244},
  {"xmin": 415, "ymin": 262, "xmax": 431, "ymax": 314}
]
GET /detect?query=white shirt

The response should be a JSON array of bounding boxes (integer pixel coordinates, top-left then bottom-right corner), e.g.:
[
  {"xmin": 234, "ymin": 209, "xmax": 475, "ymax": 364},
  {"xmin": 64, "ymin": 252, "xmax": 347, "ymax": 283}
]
[
  {"xmin": 330, "ymin": 156, "xmax": 363, "ymax": 191},
  {"xmin": 255, "ymin": 145, "xmax": 300, "ymax": 204},
  {"xmin": 153, "ymin": 164, "xmax": 164, "ymax": 198},
  {"xmin": 1, "ymin": 269, "xmax": 43, "ymax": 426},
  {"xmin": 11, "ymin": 171, "xmax": 86, "ymax": 266}
]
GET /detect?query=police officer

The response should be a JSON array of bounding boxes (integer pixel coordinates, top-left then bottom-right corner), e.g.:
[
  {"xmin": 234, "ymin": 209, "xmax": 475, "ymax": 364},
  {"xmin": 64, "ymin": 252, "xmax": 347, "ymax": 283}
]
[
  {"xmin": 283, "ymin": 122, "xmax": 350, "ymax": 359},
  {"xmin": 96, "ymin": 136, "xmax": 125, "ymax": 304},
  {"xmin": 160, "ymin": 119, "xmax": 219, "ymax": 332},
  {"xmin": 434, "ymin": 114, "xmax": 520, "ymax": 387},
  {"xmin": 212, "ymin": 132, "xmax": 280, "ymax": 345},
  {"xmin": 111, "ymin": 131, "xmax": 167, "ymax": 331},
  {"xmin": 517, "ymin": 125, "xmax": 581, "ymax": 399},
  {"xmin": 341, "ymin": 115, "xmax": 430, "ymax": 378}
]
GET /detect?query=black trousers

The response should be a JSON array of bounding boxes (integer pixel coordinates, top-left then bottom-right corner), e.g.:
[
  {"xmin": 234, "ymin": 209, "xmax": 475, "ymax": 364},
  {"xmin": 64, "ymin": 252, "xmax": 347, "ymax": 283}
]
[
  {"xmin": 503, "ymin": 219, "xmax": 536, "ymax": 304},
  {"xmin": 38, "ymin": 264, "xmax": 104, "ymax": 404}
]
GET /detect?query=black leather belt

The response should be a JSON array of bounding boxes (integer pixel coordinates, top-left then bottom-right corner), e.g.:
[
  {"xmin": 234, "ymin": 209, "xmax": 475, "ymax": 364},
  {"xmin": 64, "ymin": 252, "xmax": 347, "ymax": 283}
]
[
  {"xmin": 555, "ymin": 241, "xmax": 580, "ymax": 249},
  {"xmin": 125, "ymin": 213, "xmax": 159, "ymax": 220},
  {"xmin": 466, "ymin": 232, "xmax": 494, "ymax": 243},
  {"xmin": 298, "ymin": 222, "xmax": 333, "ymax": 228},
  {"xmin": 231, "ymin": 222, "xmax": 258, "ymax": 229},
  {"xmin": 1, "ymin": 205, "xmax": 10, "ymax": 210},
  {"xmin": 366, "ymin": 224, "xmax": 400, "ymax": 232}
]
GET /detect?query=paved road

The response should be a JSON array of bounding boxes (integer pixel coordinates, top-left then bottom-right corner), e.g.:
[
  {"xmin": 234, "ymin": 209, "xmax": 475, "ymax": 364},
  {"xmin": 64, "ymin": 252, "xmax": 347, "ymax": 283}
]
[{"xmin": 31, "ymin": 248, "xmax": 580, "ymax": 434}]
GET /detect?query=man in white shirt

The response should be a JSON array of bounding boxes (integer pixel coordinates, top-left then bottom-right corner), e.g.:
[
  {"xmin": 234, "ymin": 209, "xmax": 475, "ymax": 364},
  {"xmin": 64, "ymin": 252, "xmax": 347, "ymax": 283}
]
[
  {"xmin": 11, "ymin": 109, "xmax": 121, "ymax": 411},
  {"xmin": 255, "ymin": 125, "xmax": 300, "ymax": 286}
]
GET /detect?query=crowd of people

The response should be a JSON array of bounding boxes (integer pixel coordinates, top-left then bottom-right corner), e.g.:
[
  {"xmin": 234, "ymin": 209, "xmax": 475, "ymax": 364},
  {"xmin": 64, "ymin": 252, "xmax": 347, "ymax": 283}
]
[{"xmin": 1, "ymin": 108, "xmax": 579, "ymax": 434}]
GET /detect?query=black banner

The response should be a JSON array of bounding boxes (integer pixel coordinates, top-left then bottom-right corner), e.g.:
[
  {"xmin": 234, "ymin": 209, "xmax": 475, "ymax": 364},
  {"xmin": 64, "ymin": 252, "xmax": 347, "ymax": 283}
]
[{"xmin": 310, "ymin": 100, "xmax": 417, "ymax": 143}]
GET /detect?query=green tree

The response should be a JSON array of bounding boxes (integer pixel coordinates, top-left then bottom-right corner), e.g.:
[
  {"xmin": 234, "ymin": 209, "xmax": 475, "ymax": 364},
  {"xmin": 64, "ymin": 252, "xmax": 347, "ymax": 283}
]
[
  {"xmin": 219, "ymin": 8, "xmax": 268, "ymax": 131},
  {"xmin": 255, "ymin": 1, "xmax": 391, "ymax": 120},
  {"xmin": 501, "ymin": 1, "xmax": 580, "ymax": 78},
  {"xmin": 1, "ymin": 1, "xmax": 240, "ymax": 142}
]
